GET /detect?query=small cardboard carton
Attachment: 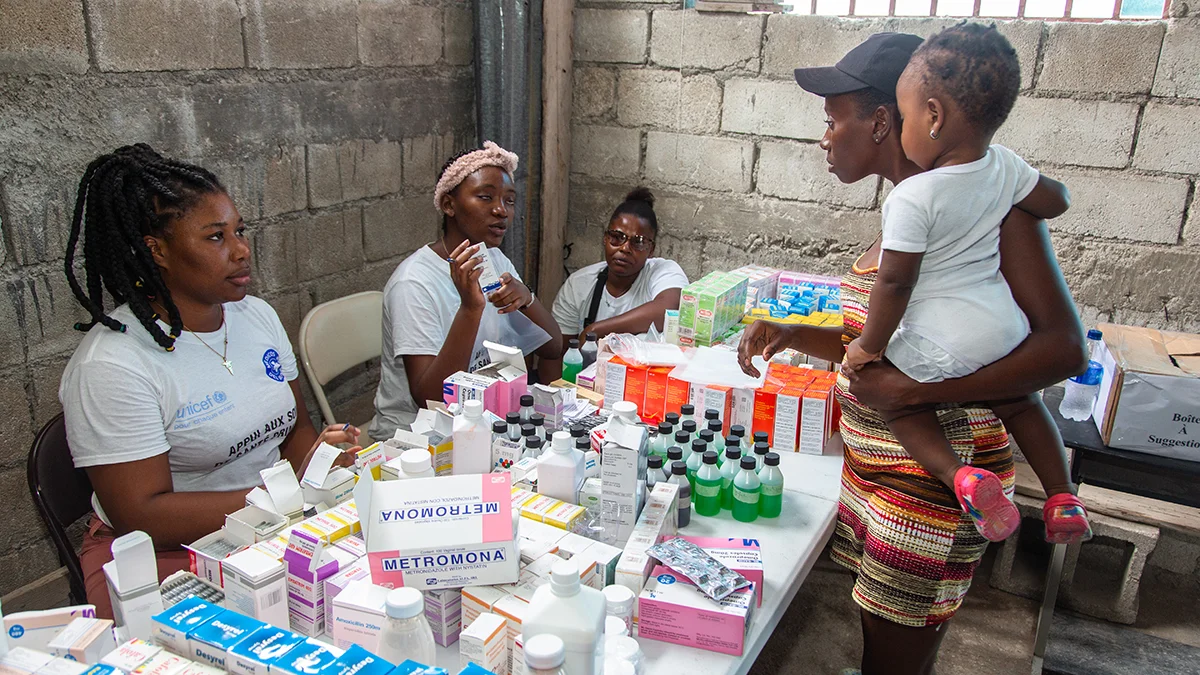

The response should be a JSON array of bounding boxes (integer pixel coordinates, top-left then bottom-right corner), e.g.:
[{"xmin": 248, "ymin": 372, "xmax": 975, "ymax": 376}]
[
  {"xmin": 637, "ymin": 565, "xmax": 754, "ymax": 656},
  {"xmin": 361, "ymin": 472, "xmax": 519, "ymax": 590},
  {"xmin": 473, "ymin": 342, "xmax": 530, "ymax": 417},
  {"xmin": 1092, "ymin": 323, "xmax": 1200, "ymax": 460}
]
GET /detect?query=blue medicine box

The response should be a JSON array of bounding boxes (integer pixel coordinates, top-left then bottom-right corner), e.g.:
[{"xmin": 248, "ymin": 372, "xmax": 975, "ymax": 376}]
[{"xmin": 187, "ymin": 611, "xmax": 265, "ymax": 670}]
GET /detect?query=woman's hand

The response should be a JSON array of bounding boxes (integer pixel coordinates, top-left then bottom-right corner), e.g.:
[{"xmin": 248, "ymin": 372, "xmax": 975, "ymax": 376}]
[
  {"xmin": 448, "ymin": 240, "xmax": 486, "ymax": 313},
  {"xmin": 490, "ymin": 273, "xmax": 533, "ymax": 315},
  {"xmin": 843, "ymin": 338, "xmax": 882, "ymax": 373},
  {"xmin": 738, "ymin": 320, "xmax": 796, "ymax": 377},
  {"xmin": 303, "ymin": 424, "xmax": 363, "ymax": 471},
  {"xmin": 844, "ymin": 360, "xmax": 923, "ymax": 409}
]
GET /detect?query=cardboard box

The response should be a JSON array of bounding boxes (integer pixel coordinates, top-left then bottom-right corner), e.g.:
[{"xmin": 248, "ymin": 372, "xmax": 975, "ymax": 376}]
[
  {"xmin": 283, "ymin": 531, "xmax": 359, "ymax": 637},
  {"xmin": 100, "ymin": 639, "xmax": 161, "ymax": 673},
  {"xmin": 185, "ymin": 611, "xmax": 264, "ymax": 670},
  {"xmin": 460, "ymin": 586, "xmax": 509, "ymax": 628},
  {"xmin": 150, "ymin": 597, "xmax": 222, "ymax": 657},
  {"xmin": 615, "ymin": 482, "xmax": 678, "ymax": 627},
  {"xmin": 491, "ymin": 596, "xmax": 528, "ymax": 675},
  {"xmin": 327, "ymin": 646, "xmax": 393, "ymax": 675},
  {"xmin": 424, "ymin": 588, "xmax": 463, "ymax": 647},
  {"xmin": 330, "ymin": 581, "xmax": 388, "ymax": 653},
  {"xmin": 1092, "ymin": 324, "xmax": 1200, "ymax": 460},
  {"xmin": 669, "ymin": 536, "xmax": 764, "ymax": 607},
  {"xmin": 46, "ymin": 617, "xmax": 115, "ymax": 663},
  {"xmin": 269, "ymin": 640, "xmax": 343, "ymax": 675},
  {"xmin": 602, "ymin": 357, "xmax": 630, "ymax": 412},
  {"xmin": 2, "ymin": 649, "xmax": 54, "ymax": 675},
  {"xmin": 530, "ymin": 384, "xmax": 567, "ymax": 431},
  {"xmin": 222, "ymin": 549, "xmax": 289, "ymax": 630},
  {"xmin": 799, "ymin": 383, "xmax": 836, "ymax": 456},
  {"xmin": 637, "ymin": 565, "xmax": 754, "ymax": 656},
  {"xmin": 323, "ymin": 558, "xmax": 372, "ymax": 635},
  {"xmin": 5, "ymin": 606, "xmax": 97, "ymax": 652},
  {"xmin": 772, "ymin": 386, "xmax": 805, "ymax": 453},
  {"xmin": 129, "ymin": 653, "xmax": 189, "ymax": 675},
  {"xmin": 702, "ymin": 386, "xmax": 733, "ymax": 436},
  {"xmin": 473, "ymin": 342, "xmax": 530, "ymax": 417},
  {"xmin": 362, "ymin": 473, "xmax": 519, "ymax": 590},
  {"xmin": 459, "ymin": 613, "xmax": 508, "ymax": 675},
  {"xmin": 443, "ymin": 371, "xmax": 501, "ymax": 413},
  {"xmin": 226, "ymin": 627, "xmax": 305, "ymax": 675},
  {"xmin": 643, "ymin": 367, "xmax": 672, "ymax": 424},
  {"xmin": 34, "ymin": 659, "xmax": 88, "ymax": 675},
  {"xmin": 600, "ymin": 416, "xmax": 648, "ymax": 547}
]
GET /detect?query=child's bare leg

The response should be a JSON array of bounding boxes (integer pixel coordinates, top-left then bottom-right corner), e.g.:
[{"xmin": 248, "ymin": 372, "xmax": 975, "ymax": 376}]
[
  {"xmin": 879, "ymin": 406, "xmax": 963, "ymax": 489},
  {"xmin": 989, "ymin": 394, "xmax": 1075, "ymax": 497}
]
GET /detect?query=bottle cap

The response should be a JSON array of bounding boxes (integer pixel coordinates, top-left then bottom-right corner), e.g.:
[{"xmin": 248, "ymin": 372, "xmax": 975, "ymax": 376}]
[
  {"xmin": 703, "ymin": 451, "xmax": 719, "ymax": 465},
  {"xmin": 568, "ymin": 338, "xmax": 580, "ymax": 349},
  {"xmin": 667, "ymin": 446, "xmax": 683, "ymax": 460},
  {"xmin": 605, "ymin": 616, "xmax": 628, "ymax": 636},
  {"xmin": 612, "ymin": 400, "xmax": 639, "ymax": 421},
  {"xmin": 708, "ymin": 419, "xmax": 723, "ymax": 433},
  {"xmin": 521, "ymin": 394, "xmax": 534, "ymax": 407},
  {"xmin": 551, "ymin": 430, "xmax": 572, "ymax": 452},
  {"xmin": 586, "ymin": 332, "xmax": 598, "ymax": 341},
  {"xmin": 523, "ymin": 634, "xmax": 566, "ymax": 669},
  {"xmin": 741, "ymin": 456, "xmax": 757, "ymax": 470},
  {"xmin": 492, "ymin": 420, "xmax": 507, "ymax": 434},
  {"xmin": 399, "ymin": 448, "xmax": 431, "ymax": 476},
  {"xmin": 681, "ymin": 404, "xmax": 695, "ymax": 416},
  {"xmin": 692, "ymin": 439, "xmax": 707, "ymax": 453},
  {"xmin": 648, "ymin": 455, "xmax": 664, "ymax": 468},
  {"xmin": 705, "ymin": 408, "xmax": 720, "ymax": 421},
  {"xmin": 665, "ymin": 412, "xmax": 680, "ymax": 425},
  {"xmin": 671, "ymin": 460, "xmax": 687, "ymax": 476},
  {"xmin": 531, "ymin": 413, "xmax": 545, "ymax": 427},
  {"xmin": 576, "ymin": 437, "xmax": 590, "ymax": 451},
  {"xmin": 462, "ymin": 400, "xmax": 483, "ymax": 419},
  {"xmin": 570, "ymin": 424, "xmax": 585, "ymax": 438},
  {"xmin": 384, "ymin": 587, "xmax": 423, "ymax": 619},
  {"xmin": 549, "ymin": 560, "xmax": 581, "ymax": 596},
  {"xmin": 1087, "ymin": 328, "xmax": 1103, "ymax": 340},
  {"xmin": 730, "ymin": 424, "xmax": 745, "ymax": 438},
  {"xmin": 526, "ymin": 436, "xmax": 544, "ymax": 449},
  {"xmin": 602, "ymin": 584, "xmax": 636, "ymax": 613},
  {"xmin": 658, "ymin": 422, "xmax": 671, "ymax": 434},
  {"xmin": 521, "ymin": 424, "xmax": 536, "ymax": 437},
  {"xmin": 506, "ymin": 412, "xmax": 519, "ymax": 424},
  {"xmin": 754, "ymin": 431, "xmax": 769, "ymax": 444},
  {"xmin": 674, "ymin": 430, "xmax": 690, "ymax": 444},
  {"xmin": 682, "ymin": 420, "xmax": 697, "ymax": 433},
  {"xmin": 765, "ymin": 452, "xmax": 781, "ymax": 466},
  {"xmin": 699, "ymin": 429, "xmax": 714, "ymax": 443},
  {"xmin": 725, "ymin": 447, "xmax": 742, "ymax": 460},
  {"xmin": 725, "ymin": 435, "xmax": 740, "ymax": 446},
  {"xmin": 754, "ymin": 441, "xmax": 770, "ymax": 456}
]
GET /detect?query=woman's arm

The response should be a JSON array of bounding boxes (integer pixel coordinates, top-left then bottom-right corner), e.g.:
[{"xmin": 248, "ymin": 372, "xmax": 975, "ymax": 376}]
[
  {"xmin": 848, "ymin": 209, "xmax": 1087, "ymax": 408},
  {"xmin": 583, "ymin": 288, "xmax": 682, "ymax": 340},
  {"xmin": 738, "ymin": 320, "xmax": 845, "ymax": 377},
  {"xmin": 404, "ymin": 304, "xmax": 485, "ymax": 406},
  {"xmin": 278, "ymin": 380, "xmax": 361, "ymax": 474}
]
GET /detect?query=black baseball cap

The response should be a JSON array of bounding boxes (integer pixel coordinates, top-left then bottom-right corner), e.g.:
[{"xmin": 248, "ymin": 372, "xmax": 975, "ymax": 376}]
[{"xmin": 793, "ymin": 32, "xmax": 924, "ymax": 98}]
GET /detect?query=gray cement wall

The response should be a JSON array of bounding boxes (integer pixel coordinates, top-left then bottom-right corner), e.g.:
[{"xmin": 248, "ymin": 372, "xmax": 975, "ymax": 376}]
[
  {"xmin": 0, "ymin": 0, "xmax": 475, "ymax": 594},
  {"xmin": 568, "ymin": 8, "xmax": 1200, "ymax": 575}
]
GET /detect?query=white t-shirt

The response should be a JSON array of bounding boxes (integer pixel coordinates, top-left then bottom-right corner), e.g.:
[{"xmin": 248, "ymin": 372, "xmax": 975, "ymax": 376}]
[
  {"xmin": 880, "ymin": 144, "xmax": 1039, "ymax": 371},
  {"xmin": 371, "ymin": 245, "xmax": 550, "ymax": 440},
  {"xmin": 61, "ymin": 296, "xmax": 300, "ymax": 506},
  {"xmin": 551, "ymin": 258, "xmax": 689, "ymax": 337}
]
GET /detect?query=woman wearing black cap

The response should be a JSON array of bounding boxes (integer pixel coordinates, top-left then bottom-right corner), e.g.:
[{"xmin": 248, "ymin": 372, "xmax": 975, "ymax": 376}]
[{"xmin": 739, "ymin": 32, "xmax": 1087, "ymax": 675}]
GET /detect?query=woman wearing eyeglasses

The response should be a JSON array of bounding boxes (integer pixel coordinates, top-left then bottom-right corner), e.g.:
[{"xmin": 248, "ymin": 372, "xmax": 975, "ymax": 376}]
[{"xmin": 551, "ymin": 187, "xmax": 689, "ymax": 344}]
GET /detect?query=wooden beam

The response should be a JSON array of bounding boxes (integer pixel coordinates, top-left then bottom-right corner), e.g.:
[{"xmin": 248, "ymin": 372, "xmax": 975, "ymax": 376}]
[{"xmin": 538, "ymin": 0, "xmax": 574, "ymax": 309}]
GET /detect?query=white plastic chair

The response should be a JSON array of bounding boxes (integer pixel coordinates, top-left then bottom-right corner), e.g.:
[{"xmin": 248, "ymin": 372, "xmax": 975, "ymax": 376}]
[{"xmin": 298, "ymin": 290, "xmax": 384, "ymax": 426}]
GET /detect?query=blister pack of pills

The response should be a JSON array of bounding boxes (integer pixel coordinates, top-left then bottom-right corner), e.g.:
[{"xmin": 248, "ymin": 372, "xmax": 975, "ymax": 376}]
[{"xmin": 647, "ymin": 537, "xmax": 751, "ymax": 601}]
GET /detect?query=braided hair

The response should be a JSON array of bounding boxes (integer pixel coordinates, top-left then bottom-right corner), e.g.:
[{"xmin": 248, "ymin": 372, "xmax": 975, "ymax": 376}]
[
  {"xmin": 64, "ymin": 143, "xmax": 225, "ymax": 351},
  {"xmin": 437, "ymin": 147, "xmax": 478, "ymax": 234}
]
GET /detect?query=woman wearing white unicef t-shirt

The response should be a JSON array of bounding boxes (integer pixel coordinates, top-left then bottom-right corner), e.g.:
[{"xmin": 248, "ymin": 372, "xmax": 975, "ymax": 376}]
[
  {"xmin": 58, "ymin": 145, "xmax": 359, "ymax": 619},
  {"xmin": 552, "ymin": 187, "xmax": 689, "ymax": 343},
  {"xmin": 370, "ymin": 143, "xmax": 562, "ymax": 440}
]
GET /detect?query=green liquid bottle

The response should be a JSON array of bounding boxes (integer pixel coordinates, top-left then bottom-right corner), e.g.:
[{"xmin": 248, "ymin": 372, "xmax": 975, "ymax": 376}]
[
  {"xmin": 732, "ymin": 456, "xmax": 761, "ymax": 523},
  {"xmin": 752, "ymin": 441, "xmax": 770, "ymax": 472},
  {"xmin": 685, "ymin": 439, "xmax": 706, "ymax": 493},
  {"xmin": 707, "ymin": 419, "xmax": 725, "ymax": 454},
  {"xmin": 758, "ymin": 452, "xmax": 784, "ymax": 518},
  {"xmin": 563, "ymin": 338, "xmax": 584, "ymax": 383},
  {"xmin": 652, "ymin": 422, "xmax": 672, "ymax": 459},
  {"xmin": 721, "ymin": 436, "xmax": 741, "ymax": 469},
  {"xmin": 694, "ymin": 451, "xmax": 723, "ymax": 517},
  {"xmin": 720, "ymin": 448, "xmax": 741, "ymax": 510},
  {"xmin": 681, "ymin": 420, "xmax": 697, "ymax": 443},
  {"xmin": 665, "ymin": 446, "xmax": 684, "ymax": 483}
]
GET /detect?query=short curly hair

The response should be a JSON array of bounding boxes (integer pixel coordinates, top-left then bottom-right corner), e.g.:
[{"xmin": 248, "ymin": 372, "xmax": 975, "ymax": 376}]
[{"xmin": 910, "ymin": 22, "xmax": 1020, "ymax": 137}]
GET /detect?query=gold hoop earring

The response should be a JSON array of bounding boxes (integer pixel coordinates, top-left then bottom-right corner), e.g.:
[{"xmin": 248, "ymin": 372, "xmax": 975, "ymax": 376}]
[{"xmin": 929, "ymin": 128, "xmax": 939, "ymax": 140}]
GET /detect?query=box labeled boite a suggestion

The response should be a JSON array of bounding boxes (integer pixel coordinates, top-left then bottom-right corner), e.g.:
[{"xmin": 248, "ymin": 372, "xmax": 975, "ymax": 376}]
[
  {"xmin": 358, "ymin": 472, "xmax": 519, "ymax": 590},
  {"xmin": 1092, "ymin": 323, "xmax": 1200, "ymax": 461}
]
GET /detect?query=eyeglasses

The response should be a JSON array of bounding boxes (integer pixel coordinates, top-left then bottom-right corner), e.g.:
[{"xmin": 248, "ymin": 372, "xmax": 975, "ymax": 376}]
[{"xmin": 604, "ymin": 229, "xmax": 654, "ymax": 252}]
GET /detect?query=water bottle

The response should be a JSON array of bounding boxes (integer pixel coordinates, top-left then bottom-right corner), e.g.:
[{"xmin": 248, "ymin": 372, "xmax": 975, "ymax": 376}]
[
  {"xmin": 1059, "ymin": 329, "xmax": 1105, "ymax": 422},
  {"xmin": 564, "ymin": 339, "xmax": 585, "ymax": 384}
]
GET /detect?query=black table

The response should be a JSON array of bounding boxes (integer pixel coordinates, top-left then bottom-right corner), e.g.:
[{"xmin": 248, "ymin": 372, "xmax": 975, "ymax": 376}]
[{"xmin": 1032, "ymin": 387, "xmax": 1200, "ymax": 673}]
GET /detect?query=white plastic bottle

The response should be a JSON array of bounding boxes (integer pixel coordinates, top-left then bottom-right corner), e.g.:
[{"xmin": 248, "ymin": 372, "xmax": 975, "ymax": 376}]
[
  {"xmin": 539, "ymin": 431, "xmax": 586, "ymax": 503},
  {"xmin": 377, "ymin": 587, "xmax": 437, "ymax": 666},
  {"xmin": 523, "ymin": 560, "xmax": 607, "ymax": 675},
  {"xmin": 1059, "ymin": 328, "xmax": 1105, "ymax": 422},
  {"xmin": 397, "ymin": 448, "xmax": 434, "ymax": 479},
  {"xmin": 602, "ymin": 585, "xmax": 635, "ymax": 636},
  {"xmin": 525, "ymin": 634, "xmax": 569, "ymax": 675},
  {"xmin": 611, "ymin": 400, "xmax": 639, "ymax": 424},
  {"xmin": 453, "ymin": 400, "xmax": 492, "ymax": 475}
]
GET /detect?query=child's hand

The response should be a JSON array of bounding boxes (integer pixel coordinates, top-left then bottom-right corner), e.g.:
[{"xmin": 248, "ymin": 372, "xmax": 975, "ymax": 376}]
[{"xmin": 845, "ymin": 338, "xmax": 882, "ymax": 372}]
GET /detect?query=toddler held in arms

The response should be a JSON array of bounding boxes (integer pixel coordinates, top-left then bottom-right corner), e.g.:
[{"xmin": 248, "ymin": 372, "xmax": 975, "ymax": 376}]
[{"xmin": 843, "ymin": 22, "xmax": 1091, "ymax": 544}]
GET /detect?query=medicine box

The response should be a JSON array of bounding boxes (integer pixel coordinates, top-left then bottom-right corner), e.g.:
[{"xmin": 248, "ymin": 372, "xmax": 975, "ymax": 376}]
[
  {"xmin": 222, "ymin": 548, "xmax": 289, "ymax": 630},
  {"xmin": 364, "ymin": 472, "xmax": 519, "ymax": 590},
  {"xmin": 491, "ymin": 596, "xmax": 528, "ymax": 675},
  {"xmin": 81, "ymin": 666, "xmax": 118, "ymax": 675},
  {"xmin": 323, "ymin": 558, "xmax": 372, "ymax": 637},
  {"xmin": 615, "ymin": 481, "xmax": 678, "ymax": 624},
  {"xmin": 46, "ymin": 616, "xmax": 115, "ymax": 663},
  {"xmin": 387, "ymin": 662, "xmax": 438, "ymax": 675},
  {"xmin": 671, "ymin": 536, "xmax": 764, "ymax": 607},
  {"xmin": 226, "ymin": 626, "xmax": 305, "ymax": 675},
  {"xmin": 34, "ymin": 658, "xmax": 89, "ymax": 675},
  {"xmin": 269, "ymin": 640, "xmax": 343, "ymax": 675},
  {"xmin": 459, "ymin": 613, "xmax": 508, "ymax": 675},
  {"xmin": 102, "ymin": 640, "xmax": 162, "ymax": 673},
  {"xmin": 177, "ymin": 664, "xmax": 223, "ymax": 675},
  {"xmin": 460, "ymin": 586, "xmax": 508, "ymax": 628},
  {"xmin": 185, "ymin": 611, "xmax": 264, "ymax": 670},
  {"xmin": 130, "ymin": 653, "xmax": 190, "ymax": 675},
  {"xmin": 5, "ymin": 606, "xmax": 97, "ymax": 652},
  {"xmin": 327, "ymin": 646, "xmax": 394, "ymax": 675},
  {"xmin": 424, "ymin": 589, "xmax": 463, "ymax": 647},
  {"xmin": 151, "ymin": 597, "xmax": 223, "ymax": 656},
  {"xmin": 1, "ymin": 648, "xmax": 54, "ymax": 675},
  {"xmin": 637, "ymin": 566, "xmax": 754, "ymax": 656},
  {"xmin": 330, "ymin": 580, "xmax": 388, "ymax": 653}
]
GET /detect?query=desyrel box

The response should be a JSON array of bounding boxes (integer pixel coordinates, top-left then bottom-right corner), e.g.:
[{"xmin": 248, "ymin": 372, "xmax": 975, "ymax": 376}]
[
  {"xmin": 326, "ymin": 646, "xmax": 394, "ymax": 675},
  {"xmin": 226, "ymin": 626, "xmax": 306, "ymax": 675},
  {"xmin": 150, "ymin": 597, "xmax": 223, "ymax": 656},
  {"xmin": 269, "ymin": 639, "xmax": 343, "ymax": 675},
  {"xmin": 185, "ymin": 611, "xmax": 264, "ymax": 670}
]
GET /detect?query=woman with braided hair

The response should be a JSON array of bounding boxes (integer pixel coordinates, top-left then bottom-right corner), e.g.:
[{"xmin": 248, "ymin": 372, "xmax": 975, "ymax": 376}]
[{"xmin": 59, "ymin": 144, "xmax": 360, "ymax": 618}]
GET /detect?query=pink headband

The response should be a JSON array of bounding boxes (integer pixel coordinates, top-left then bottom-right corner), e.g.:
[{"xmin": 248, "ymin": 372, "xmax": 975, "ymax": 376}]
[{"xmin": 433, "ymin": 141, "xmax": 519, "ymax": 212}]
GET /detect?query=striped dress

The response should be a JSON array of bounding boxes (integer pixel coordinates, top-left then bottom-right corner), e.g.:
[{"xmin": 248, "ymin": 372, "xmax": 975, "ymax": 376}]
[{"xmin": 831, "ymin": 258, "xmax": 1015, "ymax": 627}]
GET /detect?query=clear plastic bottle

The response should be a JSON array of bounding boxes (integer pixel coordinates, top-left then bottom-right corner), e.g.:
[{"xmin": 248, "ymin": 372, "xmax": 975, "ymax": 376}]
[
  {"xmin": 663, "ymin": 412, "xmax": 679, "ymax": 438},
  {"xmin": 720, "ymin": 448, "xmax": 742, "ymax": 510},
  {"xmin": 564, "ymin": 339, "xmax": 585, "ymax": 384},
  {"xmin": 652, "ymin": 423, "xmax": 672, "ymax": 458},
  {"xmin": 507, "ymin": 412, "xmax": 523, "ymax": 442},
  {"xmin": 679, "ymin": 404, "xmax": 696, "ymax": 431},
  {"xmin": 664, "ymin": 447, "xmax": 683, "ymax": 482},
  {"xmin": 571, "ymin": 424, "xmax": 587, "ymax": 442},
  {"xmin": 645, "ymin": 455, "xmax": 663, "ymax": 502},
  {"xmin": 681, "ymin": 419, "xmax": 697, "ymax": 441},
  {"xmin": 673, "ymin": 430, "xmax": 690, "ymax": 454},
  {"xmin": 377, "ymin": 588, "xmax": 436, "ymax": 666},
  {"xmin": 753, "ymin": 430, "xmax": 769, "ymax": 448},
  {"xmin": 669, "ymin": 461, "xmax": 691, "ymax": 527},
  {"xmin": 707, "ymin": 419, "xmax": 725, "ymax": 452},
  {"xmin": 523, "ymin": 561, "xmax": 607, "ymax": 675},
  {"xmin": 752, "ymin": 441, "xmax": 770, "ymax": 472},
  {"xmin": 581, "ymin": 332, "xmax": 600, "ymax": 369},
  {"xmin": 397, "ymin": 448, "xmax": 434, "ymax": 480},
  {"xmin": 525, "ymin": 435, "xmax": 545, "ymax": 460},
  {"xmin": 520, "ymin": 394, "xmax": 536, "ymax": 424},
  {"xmin": 758, "ymin": 452, "xmax": 784, "ymax": 518},
  {"xmin": 693, "ymin": 451, "xmax": 723, "ymax": 517},
  {"xmin": 729, "ymin": 424, "xmax": 746, "ymax": 443},
  {"xmin": 722, "ymin": 435, "xmax": 741, "ymax": 468},
  {"xmin": 1059, "ymin": 328, "xmax": 1105, "ymax": 422},
  {"xmin": 732, "ymin": 456, "xmax": 761, "ymax": 523},
  {"xmin": 525, "ymin": 634, "xmax": 569, "ymax": 675},
  {"xmin": 698, "ymin": 428, "xmax": 715, "ymax": 450},
  {"xmin": 532, "ymin": 413, "xmax": 550, "ymax": 444},
  {"xmin": 686, "ymin": 439, "xmax": 706, "ymax": 491},
  {"xmin": 452, "ymin": 400, "xmax": 491, "ymax": 475},
  {"xmin": 539, "ymin": 431, "xmax": 586, "ymax": 503},
  {"xmin": 704, "ymin": 408, "xmax": 720, "ymax": 430}
]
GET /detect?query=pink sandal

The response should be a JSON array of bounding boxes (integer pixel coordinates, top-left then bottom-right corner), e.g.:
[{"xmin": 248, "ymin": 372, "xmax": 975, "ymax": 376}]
[
  {"xmin": 1043, "ymin": 493, "xmax": 1093, "ymax": 545},
  {"xmin": 954, "ymin": 466, "xmax": 1021, "ymax": 542}
]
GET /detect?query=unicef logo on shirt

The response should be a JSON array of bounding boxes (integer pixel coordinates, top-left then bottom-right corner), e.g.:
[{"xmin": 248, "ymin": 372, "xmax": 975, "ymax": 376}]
[
  {"xmin": 263, "ymin": 349, "xmax": 284, "ymax": 382},
  {"xmin": 213, "ymin": 390, "xmax": 227, "ymax": 404}
]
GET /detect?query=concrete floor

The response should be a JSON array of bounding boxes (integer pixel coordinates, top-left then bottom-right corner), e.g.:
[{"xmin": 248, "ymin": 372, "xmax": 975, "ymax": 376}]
[{"xmin": 748, "ymin": 544, "xmax": 1200, "ymax": 675}]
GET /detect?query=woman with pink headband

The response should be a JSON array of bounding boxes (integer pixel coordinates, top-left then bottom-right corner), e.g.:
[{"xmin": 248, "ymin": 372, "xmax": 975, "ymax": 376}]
[{"xmin": 370, "ymin": 142, "xmax": 563, "ymax": 440}]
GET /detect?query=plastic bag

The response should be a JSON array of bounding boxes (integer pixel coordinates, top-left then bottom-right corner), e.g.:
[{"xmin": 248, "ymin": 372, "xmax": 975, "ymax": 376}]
[{"xmin": 607, "ymin": 333, "xmax": 689, "ymax": 368}]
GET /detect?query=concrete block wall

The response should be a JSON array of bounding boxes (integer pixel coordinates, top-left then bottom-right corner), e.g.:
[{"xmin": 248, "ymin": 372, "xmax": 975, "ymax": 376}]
[
  {"xmin": 568, "ymin": 8, "xmax": 1200, "ymax": 335},
  {"xmin": 0, "ymin": 0, "xmax": 475, "ymax": 594}
]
